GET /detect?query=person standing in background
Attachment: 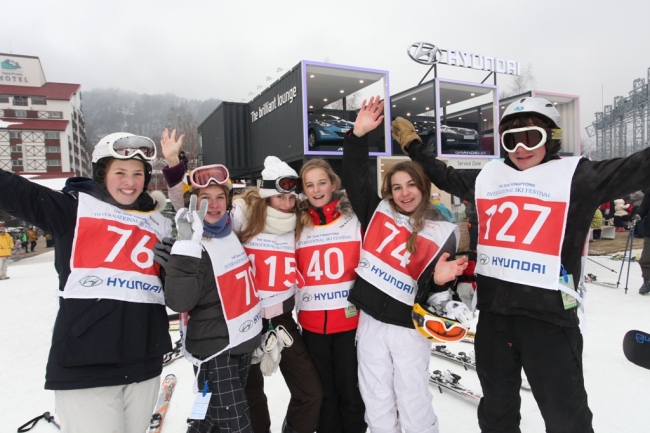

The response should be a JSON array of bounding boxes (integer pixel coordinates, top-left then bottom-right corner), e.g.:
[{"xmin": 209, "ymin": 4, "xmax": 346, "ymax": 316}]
[
  {"xmin": 28, "ymin": 227, "xmax": 37, "ymax": 252},
  {"xmin": 635, "ymin": 188, "xmax": 650, "ymax": 294},
  {"xmin": 0, "ymin": 223, "xmax": 14, "ymax": 280}
]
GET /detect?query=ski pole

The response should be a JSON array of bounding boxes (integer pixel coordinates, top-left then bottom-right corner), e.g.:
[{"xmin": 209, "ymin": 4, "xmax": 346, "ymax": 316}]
[
  {"xmin": 17, "ymin": 411, "xmax": 60, "ymax": 431},
  {"xmin": 587, "ymin": 257, "xmax": 617, "ymax": 273}
]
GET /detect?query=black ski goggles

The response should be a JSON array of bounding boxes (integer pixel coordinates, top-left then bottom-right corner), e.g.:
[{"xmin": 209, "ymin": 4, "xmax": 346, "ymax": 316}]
[
  {"xmin": 501, "ymin": 126, "xmax": 549, "ymax": 153},
  {"xmin": 110, "ymin": 136, "xmax": 157, "ymax": 161},
  {"xmin": 260, "ymin": 176, "xmax": 302, "ymax": 194}
]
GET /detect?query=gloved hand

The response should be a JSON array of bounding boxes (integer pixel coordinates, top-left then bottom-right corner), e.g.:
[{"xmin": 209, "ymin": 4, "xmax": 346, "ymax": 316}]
[
  {"xmin": 171, "ymin": 195, "xmax": 208, "ymax": 259},
  {"xmin": 444, "ymin": 300, "xmax": 475, "ymax": 328},
  {"xmin": 391, "ymin": 117, "xmax": 422, "ymax": 154},
  {"xmin": 259, "ymin": 330, "xmax": 281, "ymax": 376},
  {"xmin": 426, "ymin": 289, "xmax": 452, "ymax": 315},
  {"xmin": 153, "ymin": 237, "xmax": 175, "ymax": 270}
]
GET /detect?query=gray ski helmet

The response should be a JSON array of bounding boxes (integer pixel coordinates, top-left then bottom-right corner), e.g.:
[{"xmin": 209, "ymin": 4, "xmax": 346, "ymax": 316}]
[{"xmin": 501, "ymin": 97, "xmax": 562, "ymax": 129}]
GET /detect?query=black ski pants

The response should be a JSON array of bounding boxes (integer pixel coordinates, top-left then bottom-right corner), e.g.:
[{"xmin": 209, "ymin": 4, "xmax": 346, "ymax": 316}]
[
  {"xmin": 475, "ymin": 312, "xmax": 594, "ymax": 433},
  {"xmin": 301, "ymin": 328, "xmax": 366, "ymax": 433},
  {"xmin": 245, "ymin": 313, "xmax": 324, "ymax": 433}
]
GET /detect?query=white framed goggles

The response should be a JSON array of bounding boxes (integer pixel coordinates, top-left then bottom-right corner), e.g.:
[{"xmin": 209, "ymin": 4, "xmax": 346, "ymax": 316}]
[
  {"xmin": 110, "ymin": 136, "xmax": 157, "ymax": 161},
  {"xmin": 260, "ymin": 176, "xmax": 302, "ymax": 194},
  {"xmin": 500, "ymin": 126, "xmax": 547, "ymax": 153}
]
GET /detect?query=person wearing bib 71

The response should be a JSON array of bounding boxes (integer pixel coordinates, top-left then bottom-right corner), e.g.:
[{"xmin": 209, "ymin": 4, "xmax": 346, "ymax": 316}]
[
  {"xmin": 0, "ymin": 132, "xmax": 173, "ymax": 433},
  {"xmin": 343, "ymin": 96, "xmax": 471, "ymax": 433},
  {"xmin": 295, "ymin": 158, "xmax": 366, "ymax": 433},
  {"xmin": 392, "ymin": 97, "xmax": 650, "ymax": 433}
]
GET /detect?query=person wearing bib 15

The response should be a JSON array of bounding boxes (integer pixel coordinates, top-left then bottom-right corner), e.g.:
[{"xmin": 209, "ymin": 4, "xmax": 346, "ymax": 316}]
[
  {"xmin": 393, "ymin": 97, "xmax": 650, "ymax": 433},
  {"xmin": 0, "ymin": 131, "xmax": 173, "ymax": 433},
  {"xmin": 295, "ymin": 158, "xmax": 367, "ymax": 433},
  {"xmin": 232, "ymin": 156, "xmax": 323, "ymax": 433},
  {"xmin": 343, "ymin": 96, "xmax": 470, "ymax": 433}
]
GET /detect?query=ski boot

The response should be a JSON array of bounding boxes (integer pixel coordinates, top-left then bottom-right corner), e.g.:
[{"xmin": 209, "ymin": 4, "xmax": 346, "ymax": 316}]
[{"xmin": 639, "ymin": 280, "xmax": 650, "ymax": 295}]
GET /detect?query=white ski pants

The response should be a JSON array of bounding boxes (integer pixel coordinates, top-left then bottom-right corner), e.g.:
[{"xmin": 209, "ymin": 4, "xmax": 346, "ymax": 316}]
[
  {"xmin": 357, "ymin": 311, "xmax": 439, "ymax": 433},
  {"xmin": 55, "ymin": 375, "xmax": 160, "ymax": 433}
]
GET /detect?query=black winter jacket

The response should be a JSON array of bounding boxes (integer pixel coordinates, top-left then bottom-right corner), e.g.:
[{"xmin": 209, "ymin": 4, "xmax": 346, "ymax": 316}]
[
  {"xmin": 0, "ymin": 170, "xmax": 172, "ymax": 390},
  {"xmin": 406, "ymin": 142, "xmax": 650, "ymax": 327},
  {"xmin": 165, "ymin": 241, "xmax": 261, "ymax": 357},
  {"xmin": 342, "ymin": 133, "xmax": 458, "ymax": 329},
  {"xmin": 634, "ymin": 189, "xmax": 650, "ymax": 237}
]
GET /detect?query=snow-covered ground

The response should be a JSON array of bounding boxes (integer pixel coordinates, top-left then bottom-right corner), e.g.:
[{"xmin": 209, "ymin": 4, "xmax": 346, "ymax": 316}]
[{"xmin": 3, "ymin": 250, "xmax": 649, "ymax": 432}]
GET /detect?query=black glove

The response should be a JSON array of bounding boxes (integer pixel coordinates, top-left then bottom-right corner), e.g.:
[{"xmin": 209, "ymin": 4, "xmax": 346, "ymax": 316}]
[{"xmin": 153, "ymin": 237, "xmax": 175, "ymax": 270}]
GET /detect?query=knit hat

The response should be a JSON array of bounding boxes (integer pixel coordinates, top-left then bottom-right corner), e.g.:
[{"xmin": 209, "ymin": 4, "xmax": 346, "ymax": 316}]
[{"xmin": 259, "ymin": 156, "xmax": 299, "ymax": 198}]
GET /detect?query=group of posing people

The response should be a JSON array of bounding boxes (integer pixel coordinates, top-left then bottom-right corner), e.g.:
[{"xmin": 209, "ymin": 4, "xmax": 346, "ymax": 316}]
[{"xmin": 2, "ymin": 95, "xmax": 650, "ymax": 433}]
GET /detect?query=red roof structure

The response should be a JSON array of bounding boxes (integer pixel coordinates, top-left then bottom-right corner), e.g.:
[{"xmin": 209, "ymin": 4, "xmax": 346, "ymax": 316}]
[
  {"xmin": 0, "ymin": 82, "xmax": 81, "ymax": 100},
  {"xmin": 1, "ymin": 119, "xmax": 69, "ymax": 131}
]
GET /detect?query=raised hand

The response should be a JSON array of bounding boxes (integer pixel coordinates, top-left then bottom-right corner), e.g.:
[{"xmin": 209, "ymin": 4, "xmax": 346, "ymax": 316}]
[
  {"xmin": 352, "ymin": 95, "xmax": 385, "ymax": 137},
  {"xmin": 160, "ymin": 128, "xmax": 185, "ymax": 166}
]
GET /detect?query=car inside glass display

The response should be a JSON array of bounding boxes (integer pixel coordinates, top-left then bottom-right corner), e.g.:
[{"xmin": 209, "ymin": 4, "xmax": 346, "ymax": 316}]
[
  {"xmin": 413, "ymin": 120, "xmax": 482, "ymax": 155},
  {"xmin": 308, "ymin": 113, "xmax": 354, "ymax": 148}
]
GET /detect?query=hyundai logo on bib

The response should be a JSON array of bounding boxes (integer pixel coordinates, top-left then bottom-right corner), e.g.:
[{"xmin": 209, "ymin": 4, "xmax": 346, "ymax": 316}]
[
  {"xmin": 370, "ymin": 265, "xmax": 414, "ymax": 295},
  {"xmin": 491, "ymin": 256, "xmax": 546, "ymax": 274},
  {"xmin": 302, "ymin": 294, "xmax": 313, "ymax": 302},
  {"xmin": 358, "ymin": 258, "xmax": 370, "ymax": 268},
  {"xmin": 79, "ymin": 276, "xmax": 103, "ymax": 287},
  {"xmin": 106, "ymin": 277, "xmax": 162, "ymax": 293},
  {"xmin": 479, "ymin": 254, "xmax": 490, "ymax": 266},
  {"xmin": 240, "ymin": 320, "xmax": 253, "ymax": 333}
]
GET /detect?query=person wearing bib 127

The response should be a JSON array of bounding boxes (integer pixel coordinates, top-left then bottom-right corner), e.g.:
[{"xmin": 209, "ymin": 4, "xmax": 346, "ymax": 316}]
[
  {"xmin": 0, "ymin": 131, "xmax": 172, "ymax": 433},
  {"xmin": 231, "ymin": 156, "xmax": 323, "ymax": 433},
  {"xmin": 393, "ymin": 97, "xmax": 650, "ymax": 433},
  {"xmin": 343, "ymin": 96, "xmax": 470, "ymax": 433},
  {"xmin": 161, "ymin": 161, "xmax": 262, "ymax": 433},
  {"xmin": 295, "ymin": 158, "xmax": 366, "ymax": 433}
]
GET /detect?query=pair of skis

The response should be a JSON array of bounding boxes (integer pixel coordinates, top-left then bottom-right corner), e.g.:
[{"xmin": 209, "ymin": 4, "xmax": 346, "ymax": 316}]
[{"xmin": 429, "ymin": 369, "xmax": 483, "ymax": 402}]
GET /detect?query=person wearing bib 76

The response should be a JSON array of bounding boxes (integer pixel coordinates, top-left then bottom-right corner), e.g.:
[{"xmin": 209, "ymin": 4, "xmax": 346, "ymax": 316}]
[
  {"xmin": 343, "ymin": 96, "xmax": 471, "ymax": 433},
  {"xmin": 392, "ymin": 97, "xmax": 650, "ymax": 433},
  {"xmin": 0, "ymin": 132, "xmax": 173, "ymax": 433}
]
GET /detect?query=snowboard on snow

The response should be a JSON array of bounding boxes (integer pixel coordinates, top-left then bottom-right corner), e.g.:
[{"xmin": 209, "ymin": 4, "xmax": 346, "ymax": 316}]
[
  {"xmin": 623, "ymin": 330, "xmax": 650, "ymax": 369},
  {"xmin": 148, "ymin": 374, "xmax": 176, "ymax": 432}
]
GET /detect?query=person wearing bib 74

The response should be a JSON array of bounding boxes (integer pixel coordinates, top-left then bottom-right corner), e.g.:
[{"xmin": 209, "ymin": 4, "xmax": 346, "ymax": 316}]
[
  {"xmin": 0, "ymin": 132, "xmax": 173, "ymax": 433},
  {"xmin": 392, "ymin": 97, "xmax": 650, "ymax": 433},
  {"xmin": 343, "ymin": 96, "xmax": 471, "ymax": 433}
]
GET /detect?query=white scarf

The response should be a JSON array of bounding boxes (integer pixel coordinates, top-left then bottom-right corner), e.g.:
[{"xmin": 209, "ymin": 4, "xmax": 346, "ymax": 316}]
[{"xmin": 264, "ymin": 206, "xmax": 297, "ymax": 235}]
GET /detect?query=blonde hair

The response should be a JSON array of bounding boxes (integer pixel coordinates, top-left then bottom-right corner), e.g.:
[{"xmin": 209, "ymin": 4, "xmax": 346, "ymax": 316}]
[
  {"xmin": 297, "ymin": 158, "xmax": 342, "ymax": 237},
  {"xmin": 380, "ymin": 161, "xmax": 439, "ymax": 253}
]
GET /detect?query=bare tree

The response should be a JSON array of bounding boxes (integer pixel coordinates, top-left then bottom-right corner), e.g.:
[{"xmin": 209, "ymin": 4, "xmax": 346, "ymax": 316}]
[
  {"xmin": 500, "ymin": 63, "xmax": 537, "ymax": 98},
  {"xmin": 166, "ymin": 105, "xmax": 199, "ymax": 169}
]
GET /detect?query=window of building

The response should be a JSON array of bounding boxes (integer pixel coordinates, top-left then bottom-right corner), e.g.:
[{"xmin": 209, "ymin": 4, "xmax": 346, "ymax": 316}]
[
  {"xmin": 0, "ymin": 95, "xmax": 8, "ymax": 103},
  {"xmin": 46, "ymin": 146, "xmax": 60, "ymax": 153},
  {"xmin": 10, "ymin": 146, "xmax": 22, "ymax": 152},
  {"xmin": 13, "ymin": 96, "xmax": 28, "ymax": 106},
  {"xmin": 48, "ymin": 111, "xmax": 63, "ymax": 119},
  {"xmin": 9, "ymin": 131, "xmax": 21, "ymax": 139},
  {"xmin": 11, "ymin": 159, "xmax": 23, "ymax": 166},
  {"xmin": 45, "ymin": 132, "xmax": 60, "ymax": 139},
  {"xmin": 31, "ymin": 97, "xmax": 46, "ymax": 105},
  {"xmin": 14, "ymin": 110, "xmax": 27, "ymax": 117},
  {"xmin": 46, "ymin": 160, "xmax": 61, "ymax": 166}
]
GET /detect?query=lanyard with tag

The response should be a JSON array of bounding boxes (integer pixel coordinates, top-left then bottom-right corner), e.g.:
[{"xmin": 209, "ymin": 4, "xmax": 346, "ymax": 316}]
[{"xmin": 189, "ymin": 380, "xmax": 212, "ymax": 420}]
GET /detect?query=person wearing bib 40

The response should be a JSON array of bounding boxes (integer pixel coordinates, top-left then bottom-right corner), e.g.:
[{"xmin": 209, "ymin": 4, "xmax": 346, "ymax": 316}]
[
  {"xmin": 0, "ymin": 131, "xmax": 173, "ymax": 433},
  {"xmin": 295, "ymin": 158, "xmax": 366, "ymax": 433},
  {"xmin": 232, "ymin": 156, "xmax": 323, "ymax": 433},
  {"xmin": 343, "ymin": 96, "xmax": 471, "ymax": 433},
  {"xmin": 393, "ymin": 97, "xmax": 650, "ymax": 433},
  {"xmin": 157, "ymin": 152, "xmax": 262, "ymax": 433}
]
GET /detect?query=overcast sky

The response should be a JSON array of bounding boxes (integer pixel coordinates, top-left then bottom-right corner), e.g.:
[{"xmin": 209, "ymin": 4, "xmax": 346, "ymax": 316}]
[{"xmin": 3, "ymin": 0, "xmax": 649, "ymax": 145}]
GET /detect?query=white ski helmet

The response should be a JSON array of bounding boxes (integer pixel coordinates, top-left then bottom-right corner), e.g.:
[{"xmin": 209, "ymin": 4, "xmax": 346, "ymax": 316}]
[
  {"xmin": 92, "ymin": 132, "xmax": 153, "ymax": 187},
  {"xmin": 501, "ymin": 97, "xmax": 562, "ymax": 129}
]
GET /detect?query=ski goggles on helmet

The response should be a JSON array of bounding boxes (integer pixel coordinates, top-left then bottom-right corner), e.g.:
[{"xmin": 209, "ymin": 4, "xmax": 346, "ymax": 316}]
[
  {"xmin": 189, "ymin": 164, "xmax": 230, "ymax": 188},
  {"xmin": 260, "ymin": 176, "xmax": 302, "ymax": 194},
  {"xmin": 412, "ymin": 303, "xmax": 468, "ymax": 343},
  {"xmin": 110, "ymin": 136, "xmax": 157, "ymax": 161},
  {"xmin": 500, "ymin": 126, "xmax": 547, "ymax": 153}
]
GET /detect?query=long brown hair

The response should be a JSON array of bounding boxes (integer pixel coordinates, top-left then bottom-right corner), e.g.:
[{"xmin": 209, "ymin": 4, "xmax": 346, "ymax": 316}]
[
  {"xmin": 381, "ymin": 161, "xmax": 438, "ymax": 253},
  {"xmin": 235, "ymin": 188, "xmax": 299, "ymax": 243}
]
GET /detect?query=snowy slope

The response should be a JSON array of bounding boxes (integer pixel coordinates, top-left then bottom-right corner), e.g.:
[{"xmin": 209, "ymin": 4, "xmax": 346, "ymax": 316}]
[{"xmin": 3, "ymin": 250, "xmax": 649, "ymax": 432}]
